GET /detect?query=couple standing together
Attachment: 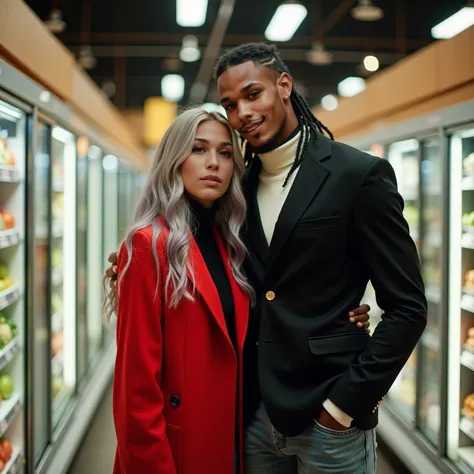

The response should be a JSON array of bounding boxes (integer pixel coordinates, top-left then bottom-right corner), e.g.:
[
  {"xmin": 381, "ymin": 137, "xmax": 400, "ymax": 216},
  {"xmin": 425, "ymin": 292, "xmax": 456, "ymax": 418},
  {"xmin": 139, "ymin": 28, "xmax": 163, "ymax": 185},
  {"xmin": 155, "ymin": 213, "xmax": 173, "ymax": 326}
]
[{"xmin": 104, "ymin": 43, "xmax": 427, "ymax": 474}]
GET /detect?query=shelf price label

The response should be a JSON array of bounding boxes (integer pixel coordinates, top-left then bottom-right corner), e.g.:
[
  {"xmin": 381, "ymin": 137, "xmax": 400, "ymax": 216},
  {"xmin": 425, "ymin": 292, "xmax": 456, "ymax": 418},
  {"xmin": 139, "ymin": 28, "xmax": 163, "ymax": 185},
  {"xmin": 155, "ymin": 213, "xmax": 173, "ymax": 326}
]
[
  {"xmin": 0, "ymin": 340, "xmax": 18, "ymax": 371},
  {"xmin": 0, "ymin": 420, "xmax": 7, "ymax": 436},
  {"xmin": 461, "ymin": 293, "xmax": 474, "ymax": 313},
  {"xmin": 461, "ymin": 349, "xmax": 474, "ymax": 372},
  {"xmin": 0, "ymin": 167, "xmax": 20, "ymax": 183},
  {"xmin": 0, "ymin": 286, "xmax": 20, "ymax": 312},
  {"xmin": 460, "ymin": 415, "xmax": 474, "ymax": 440}
]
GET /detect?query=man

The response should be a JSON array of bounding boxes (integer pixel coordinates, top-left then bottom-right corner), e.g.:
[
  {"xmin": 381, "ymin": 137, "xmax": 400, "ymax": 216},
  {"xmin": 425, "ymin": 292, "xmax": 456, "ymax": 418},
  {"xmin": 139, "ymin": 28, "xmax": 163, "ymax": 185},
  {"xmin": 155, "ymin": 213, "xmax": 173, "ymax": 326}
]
[{"xmin": 107, "ymin": 43, "xmax": 426, "ymax": 473}]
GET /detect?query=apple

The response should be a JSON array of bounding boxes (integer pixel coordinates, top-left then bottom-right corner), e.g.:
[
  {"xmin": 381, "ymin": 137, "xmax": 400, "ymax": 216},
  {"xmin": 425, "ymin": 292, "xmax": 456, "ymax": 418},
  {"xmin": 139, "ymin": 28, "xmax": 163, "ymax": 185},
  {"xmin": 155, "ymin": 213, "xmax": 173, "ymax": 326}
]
[
  {"xmin": 1, "ymin": 440, "xmax": 12, "ymax": 461},
  {"xmin": 0, "ymin": 376, "xmax": 13, "ymax": 400},
  {"xmin": 52, "ymin": 376, "xmax": 64, "ymax": 397},
  {"xmin": 0, "ymin": 323, "xmax": 12, "ymax": 348}
]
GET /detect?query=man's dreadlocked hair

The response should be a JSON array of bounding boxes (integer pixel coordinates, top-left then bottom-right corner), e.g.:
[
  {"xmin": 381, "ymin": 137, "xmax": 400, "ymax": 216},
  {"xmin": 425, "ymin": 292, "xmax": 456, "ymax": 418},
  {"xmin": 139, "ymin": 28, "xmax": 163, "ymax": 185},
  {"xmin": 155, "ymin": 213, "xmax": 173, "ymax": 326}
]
[{"xmin": 214, "ymin": 43, "xmax": 334, "ymax": 187}]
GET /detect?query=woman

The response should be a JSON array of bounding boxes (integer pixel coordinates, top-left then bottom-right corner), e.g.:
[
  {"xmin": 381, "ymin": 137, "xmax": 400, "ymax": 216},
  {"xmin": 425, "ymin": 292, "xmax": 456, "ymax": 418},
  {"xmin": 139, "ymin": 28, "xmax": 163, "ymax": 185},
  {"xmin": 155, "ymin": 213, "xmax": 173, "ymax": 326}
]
[{"xmin": 105, "ymin": 107, "xmax": 371, "ymax": 474}]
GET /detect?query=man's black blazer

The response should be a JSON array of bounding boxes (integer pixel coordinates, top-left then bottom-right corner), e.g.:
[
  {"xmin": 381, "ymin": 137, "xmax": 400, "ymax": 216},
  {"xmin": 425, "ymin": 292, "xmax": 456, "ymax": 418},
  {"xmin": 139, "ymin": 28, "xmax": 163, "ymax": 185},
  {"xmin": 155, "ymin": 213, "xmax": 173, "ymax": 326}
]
[{"xmin": 241, "ymin": 131, "xmax": 427, "ymax": 437}]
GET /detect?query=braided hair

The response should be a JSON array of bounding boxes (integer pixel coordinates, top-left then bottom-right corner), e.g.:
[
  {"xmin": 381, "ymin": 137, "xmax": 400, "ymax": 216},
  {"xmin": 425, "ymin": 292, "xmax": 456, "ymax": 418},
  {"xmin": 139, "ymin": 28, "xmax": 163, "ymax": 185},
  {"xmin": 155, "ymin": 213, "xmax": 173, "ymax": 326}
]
[{"xmin": 215, "ymin": 43, "xmax": 334, "ymax": 187}]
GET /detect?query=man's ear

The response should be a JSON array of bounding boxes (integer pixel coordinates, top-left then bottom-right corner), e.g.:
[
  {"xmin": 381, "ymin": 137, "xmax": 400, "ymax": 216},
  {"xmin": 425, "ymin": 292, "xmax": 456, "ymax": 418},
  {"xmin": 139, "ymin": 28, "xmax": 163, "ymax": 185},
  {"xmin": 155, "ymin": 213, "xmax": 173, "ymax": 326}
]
[{"xmin": 277, "ymin": 72, "xmax": 293, "ymax": 100}]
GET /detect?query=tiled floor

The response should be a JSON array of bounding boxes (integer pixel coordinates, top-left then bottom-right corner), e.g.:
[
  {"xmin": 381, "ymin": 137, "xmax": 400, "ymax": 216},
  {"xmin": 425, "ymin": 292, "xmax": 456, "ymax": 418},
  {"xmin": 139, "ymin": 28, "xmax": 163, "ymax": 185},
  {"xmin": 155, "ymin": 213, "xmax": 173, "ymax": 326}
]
[{"xmin": 68, "ymin": 383, "xmax": 404, "ymax": 474}]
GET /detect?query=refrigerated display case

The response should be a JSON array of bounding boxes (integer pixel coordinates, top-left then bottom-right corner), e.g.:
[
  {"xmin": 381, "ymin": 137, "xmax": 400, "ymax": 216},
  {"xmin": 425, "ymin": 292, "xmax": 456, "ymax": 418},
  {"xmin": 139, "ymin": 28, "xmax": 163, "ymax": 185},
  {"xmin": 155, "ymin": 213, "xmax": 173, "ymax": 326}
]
[
  {"xmin": 117, "ymin": 163, "xmax": 132, "ymax": 241},
  {"xmin": 386, "ymin": 138, "xmax": 420, "ymax": 423},
  {"xmin": 103, "ymin": 153, "xmax": 118, "ymax": 260},
  {"xmin": 33, "ymin": 120, "xmax": 50, "ymax": 465},
  {"xmin": 102, "ymin": 153, "xmax": 118, "ymax": 340},
  {"xmin": 50, "ymin": 126, "xmax": 76, "ymax": 428},
  {"xmin": 87, "ymin": 144, "xmax": 104, "ymax": 366},
  {"xmin": 0, "ymin": 98, "xmax": 27, "ymax": 471},
  {"xmin": 76, "ymin": 138, "xmax": 88, "ymax": 385},
  {"xmin": 361, "ymin": 145, "xmax": 386, "ymax": 332},
  {"xmin": 343, "ymin": 98, "xmax": 474, "ymax": 474},
  {"xmin": 419, "ymin": 137, "xmax": 444, "ymax": 447},
  {"xmin": 449, "ymin": 126, "xmax": 474, "ymax": 473},
  {"xmin": 0, "ymin": 57, "xmax": 143, "ymax": 474}
]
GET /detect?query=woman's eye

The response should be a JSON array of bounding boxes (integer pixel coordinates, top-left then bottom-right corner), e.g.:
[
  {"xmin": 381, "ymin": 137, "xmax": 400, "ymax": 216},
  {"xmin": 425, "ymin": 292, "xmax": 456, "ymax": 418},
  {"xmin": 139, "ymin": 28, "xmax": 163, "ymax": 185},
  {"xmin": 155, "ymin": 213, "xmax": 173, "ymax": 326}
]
[
  {"xmin": 221, "ymin": 150, "xmax": 232, "ymax": 157},
  {"xmin": 192, "ymin": 147, "xmax": 204, "ymax": 153}
]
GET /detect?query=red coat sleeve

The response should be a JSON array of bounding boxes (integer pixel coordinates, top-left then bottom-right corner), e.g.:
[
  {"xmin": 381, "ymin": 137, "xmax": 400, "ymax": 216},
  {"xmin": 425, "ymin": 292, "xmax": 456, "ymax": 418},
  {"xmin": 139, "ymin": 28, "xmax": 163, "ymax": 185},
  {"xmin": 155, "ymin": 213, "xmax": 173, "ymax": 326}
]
[{"xmin": 113, "ymin": 230, "xmax": 176, "ymax": 474}]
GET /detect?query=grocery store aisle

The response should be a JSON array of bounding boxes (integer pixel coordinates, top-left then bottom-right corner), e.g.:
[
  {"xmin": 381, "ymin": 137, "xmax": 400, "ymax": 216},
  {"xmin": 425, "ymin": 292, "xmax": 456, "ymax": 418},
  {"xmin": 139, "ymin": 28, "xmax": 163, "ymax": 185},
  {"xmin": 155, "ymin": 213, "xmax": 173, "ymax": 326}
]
[{"xmin": 68, "ymin": 382, "xmax": 407, "ymax": 474}]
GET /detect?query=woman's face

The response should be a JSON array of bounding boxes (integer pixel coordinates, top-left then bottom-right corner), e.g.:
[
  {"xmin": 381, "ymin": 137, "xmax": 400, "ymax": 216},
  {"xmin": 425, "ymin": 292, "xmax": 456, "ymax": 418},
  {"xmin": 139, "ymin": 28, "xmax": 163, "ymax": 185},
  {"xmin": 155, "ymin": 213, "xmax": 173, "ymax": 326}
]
[{"xmin": 181, "ymin": 119, "xmax": 235, "ymax": 208}]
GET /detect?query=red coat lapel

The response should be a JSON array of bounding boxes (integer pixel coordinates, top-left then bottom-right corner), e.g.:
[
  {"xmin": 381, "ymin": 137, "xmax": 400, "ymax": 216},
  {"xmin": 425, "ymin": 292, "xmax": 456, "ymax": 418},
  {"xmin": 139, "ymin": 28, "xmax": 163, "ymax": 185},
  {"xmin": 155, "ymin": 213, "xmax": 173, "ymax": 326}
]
[
  {"xmin": 187, "ymin": 236, "xmax": 232, "ymax": 346},
  {"xmin": 157, "ymin": 217, "xmax": 249, "ymax": 351}
]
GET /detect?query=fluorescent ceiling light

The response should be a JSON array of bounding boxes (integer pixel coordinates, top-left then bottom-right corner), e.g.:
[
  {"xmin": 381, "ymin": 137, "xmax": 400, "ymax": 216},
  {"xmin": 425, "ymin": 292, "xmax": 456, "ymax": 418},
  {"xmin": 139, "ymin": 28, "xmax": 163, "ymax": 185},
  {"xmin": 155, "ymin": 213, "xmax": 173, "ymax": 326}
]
[
  {"xmin": 363, "ymin": 55, "xmax": 379, "ymax": 72},
  {"xmin": 265, "ymin": 1, "xmax": 308, "ymax": 42},
  {"xmin": 180, "ymin": 35, "xmax": 201, "ymax": 62},
  {"xmin": 52, "ymin": 126, "xmax": 74, "ymax": 144},
  {"xmin": 88, "ymin": 145, "xmax": 102, "ymax": 160},
  {"xmin": 161, "ymin": 74, "xmax": 185, "ymax": 102},
  {"xmin": 45, "ymin": 9, "xmax": 66, "ymax": 34},
  {"xmin": 177, "ymin": 0, "xmax": 209, "ymax": 27},
  {"xmin": 351, "ymin": 0, "xmax": 383, "ymax": 22},
  {"xmin": 321, "ymin": 94, "xmax": 338, "ymax": 111},
  {"xmin": 306, "ymin": 42, "xmax": 333, "ymax": 66},
  {"xmin": 0, "ymin": 103, "xmax": 22, "ymax": 120},
  {"xmin": 77, "ymin": 45, "xmax": 97, "ymax": 70},
  {"xmin": 459, "ymin": 128, "xmax": 474, "ymax": 139},
  {"xmin": 337, "ymin": 77, "xmax": 366, "ymax": 97},
  {"xmin": 431, "ymin": 6, "xmax": 474, "ymax": 39},
  {"xmin": 39, "ymin": 91, "xmax": 52, "ymax": 103},
  {"xmin": 103, "ymin": 154, "xmax": 118, "ymax": 172},
  {"xmin": 390, "ymin": 139, "xmax": 419, "ymax": 153}
]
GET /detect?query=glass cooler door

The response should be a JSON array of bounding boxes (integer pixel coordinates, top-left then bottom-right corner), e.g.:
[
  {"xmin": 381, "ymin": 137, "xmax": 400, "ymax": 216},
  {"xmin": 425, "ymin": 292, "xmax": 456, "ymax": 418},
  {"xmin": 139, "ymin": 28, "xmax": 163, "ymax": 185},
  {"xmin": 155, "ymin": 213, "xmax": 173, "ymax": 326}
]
[
  {"xmin": 102, "ymin": 153, "xmax": 118, "ymax": 338},
  {"xmin": 418, "ymin": 137, "xmax": 444, "ymax": 447},
  {"xmin": 0, "ymin": 98, "xmax": 27, "ymax": 471},
  {"xmin": 386, "ymin": 138, "xmax": 420, "ymax": 423},
  {"xmin": 448, "ymin": 126, "xmax": 474, "ymax": 472},
  {"xmin": 50, "ymin": 126, "xmax": 76, "ymax": 428},
  {"xmin": 33, "ymin": 119, "xmax": 52, "ymax": 464},
  {"xmin": 76, "ymin": 138, "xmax": 88, "ymax": 385},
  {"xmin": 87, "ymin": 145, "xmax": 104, "ymax": 365}
]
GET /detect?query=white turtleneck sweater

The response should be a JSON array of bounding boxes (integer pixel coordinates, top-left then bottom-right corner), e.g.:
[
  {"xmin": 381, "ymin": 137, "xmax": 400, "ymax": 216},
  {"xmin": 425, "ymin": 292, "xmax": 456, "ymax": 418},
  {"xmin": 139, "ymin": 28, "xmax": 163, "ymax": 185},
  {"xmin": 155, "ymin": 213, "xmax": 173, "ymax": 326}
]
[
  {"xmin": 256, "ymin": 131, "xmax": 353, "ymax": 429},
  {"xmin": 257, "ymin": 132, "xmax": 301, "ymax": 244}
]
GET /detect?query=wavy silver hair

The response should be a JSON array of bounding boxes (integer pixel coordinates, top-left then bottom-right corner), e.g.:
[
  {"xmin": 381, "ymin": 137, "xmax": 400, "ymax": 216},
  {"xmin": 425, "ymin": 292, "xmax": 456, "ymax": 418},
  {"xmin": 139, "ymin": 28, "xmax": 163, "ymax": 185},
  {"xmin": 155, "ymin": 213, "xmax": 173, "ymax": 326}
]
[{"xmin": 103, "ymin": 107, "xmax": 254, "ymax": 322}]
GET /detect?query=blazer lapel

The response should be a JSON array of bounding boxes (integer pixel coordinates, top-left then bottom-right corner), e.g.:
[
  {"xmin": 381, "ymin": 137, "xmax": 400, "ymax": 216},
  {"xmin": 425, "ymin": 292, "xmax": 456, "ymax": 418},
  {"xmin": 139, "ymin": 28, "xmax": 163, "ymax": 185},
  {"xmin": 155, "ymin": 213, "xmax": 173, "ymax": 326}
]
[
  {"xmin": 214, "ymin": 228, "xmax": 249, "ymax": 354},
  {"xmin": 266, "ymin": 133, "xmax": 332, "ymax": 270},
  {"xmin": 244, "ymin": 157, "xmax": 269, "ymax": 267}
]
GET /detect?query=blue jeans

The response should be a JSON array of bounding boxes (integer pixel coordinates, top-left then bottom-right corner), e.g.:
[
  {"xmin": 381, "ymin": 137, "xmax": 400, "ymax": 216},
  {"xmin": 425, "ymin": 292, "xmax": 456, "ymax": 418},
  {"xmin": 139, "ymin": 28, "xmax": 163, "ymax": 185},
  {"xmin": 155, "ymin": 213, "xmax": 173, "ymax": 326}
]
[{"xmin": 244, "ymin": 402, "xmax": 377, "ymax": 474}]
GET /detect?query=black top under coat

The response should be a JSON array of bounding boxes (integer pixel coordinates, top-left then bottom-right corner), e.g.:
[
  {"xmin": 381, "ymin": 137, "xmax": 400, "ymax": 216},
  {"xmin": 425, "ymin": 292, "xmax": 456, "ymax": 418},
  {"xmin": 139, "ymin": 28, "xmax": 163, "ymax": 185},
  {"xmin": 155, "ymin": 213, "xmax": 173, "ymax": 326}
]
[{"xmin": 189, "ymin": 199, "xmax": 237, "ymax": 349}]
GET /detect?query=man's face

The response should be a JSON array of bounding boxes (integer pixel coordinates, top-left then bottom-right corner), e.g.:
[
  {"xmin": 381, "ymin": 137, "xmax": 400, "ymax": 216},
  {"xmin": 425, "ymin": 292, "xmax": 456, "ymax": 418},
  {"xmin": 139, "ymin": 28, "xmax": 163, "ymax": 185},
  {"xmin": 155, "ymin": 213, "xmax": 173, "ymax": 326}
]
[{"xmin": 218, "ymin": 61, "xmax": 292, "ymax": 149}]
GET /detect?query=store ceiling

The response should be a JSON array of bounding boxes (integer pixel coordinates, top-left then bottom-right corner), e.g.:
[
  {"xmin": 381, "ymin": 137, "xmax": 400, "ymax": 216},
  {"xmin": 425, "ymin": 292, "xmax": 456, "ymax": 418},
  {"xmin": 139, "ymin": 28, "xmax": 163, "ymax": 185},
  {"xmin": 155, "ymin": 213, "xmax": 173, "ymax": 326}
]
[{"xmin": 26, "ymin": 0, "xmax": 467, "ymax": 110}]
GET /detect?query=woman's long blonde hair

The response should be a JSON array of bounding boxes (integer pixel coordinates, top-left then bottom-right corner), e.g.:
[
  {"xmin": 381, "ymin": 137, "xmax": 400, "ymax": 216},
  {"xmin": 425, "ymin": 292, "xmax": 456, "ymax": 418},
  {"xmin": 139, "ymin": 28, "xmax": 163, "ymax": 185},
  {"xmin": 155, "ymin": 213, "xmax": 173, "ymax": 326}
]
[{"xmin": 103, "ymin": 107, "xmax": 254, "ymax": 321}]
